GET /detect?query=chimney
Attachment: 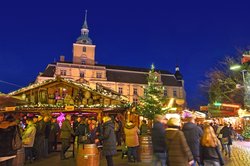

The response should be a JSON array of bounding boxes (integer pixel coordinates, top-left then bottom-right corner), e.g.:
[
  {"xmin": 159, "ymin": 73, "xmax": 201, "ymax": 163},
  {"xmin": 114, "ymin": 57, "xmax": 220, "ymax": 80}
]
[{"xmin": 60, "ymin": 55, "xmax": 65, "ymax": 62}]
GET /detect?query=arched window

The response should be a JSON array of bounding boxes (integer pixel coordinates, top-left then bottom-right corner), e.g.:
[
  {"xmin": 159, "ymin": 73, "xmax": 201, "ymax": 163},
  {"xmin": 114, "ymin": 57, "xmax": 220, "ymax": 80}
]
[{"xmin": 83, "ymin": 46, "xmax": 86, "ymax": 52}]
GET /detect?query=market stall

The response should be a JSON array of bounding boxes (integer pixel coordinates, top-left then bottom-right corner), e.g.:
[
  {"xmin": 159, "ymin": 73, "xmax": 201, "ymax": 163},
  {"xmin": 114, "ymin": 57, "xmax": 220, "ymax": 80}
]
[{"xmin": 3, "ymin": 77, "xmax": 129, "ymax": 120}]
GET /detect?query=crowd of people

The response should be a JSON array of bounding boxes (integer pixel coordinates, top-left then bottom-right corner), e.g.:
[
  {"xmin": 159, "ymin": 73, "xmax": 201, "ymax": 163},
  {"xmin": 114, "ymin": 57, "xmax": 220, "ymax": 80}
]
[
  {"xmin": 150, "ymin": 114, "xmax": 236, "ymax": 166},
  {"xmin": 0, "ymin": 111, "xmax": 236, "ymax": 166},
  {"xmin": 0, "ymin": 112, "xmax": 123, "ymax": 166}
]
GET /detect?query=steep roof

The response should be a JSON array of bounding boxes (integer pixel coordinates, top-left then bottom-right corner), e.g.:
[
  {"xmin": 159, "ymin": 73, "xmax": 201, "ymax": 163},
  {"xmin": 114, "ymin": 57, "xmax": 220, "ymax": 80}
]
[
  {"xmin": 40, "ymin": 64, "xmax": 56, "ymax": 77},
  {"xmin": 106, "ymin": 70, "xmax": 182, "ymax": 86},
  {"xmin": 97, "ymin": 64, "xmax": 172, "ymax": 74},
  {"xmin": 39, "ymin": 63, "xmax": 182, "ymax": 86},
  {"xmin": 9, "ymin": 77, "xmax": 128, "ymax": 103}
]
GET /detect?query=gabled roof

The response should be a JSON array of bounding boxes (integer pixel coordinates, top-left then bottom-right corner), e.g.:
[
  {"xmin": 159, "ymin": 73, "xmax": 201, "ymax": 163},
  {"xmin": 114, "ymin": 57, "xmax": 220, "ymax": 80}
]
[
  {"xmin": 38, "ymin": 62, "xmax": 182, "ymax": 87},
  {"xmin": 9, "ymin": 77, "xmax": 128, "ymax": 103},
  {"xmin": 97, "ymin": 64, "xmax": 172, "ymax": 74},
  {"xmin": 106, "ymin": 70, "xmax": 182, "ymax": 86},
  {"xmin": 40, "ymin": 64, "xmax": 56, "ymax": 77}
]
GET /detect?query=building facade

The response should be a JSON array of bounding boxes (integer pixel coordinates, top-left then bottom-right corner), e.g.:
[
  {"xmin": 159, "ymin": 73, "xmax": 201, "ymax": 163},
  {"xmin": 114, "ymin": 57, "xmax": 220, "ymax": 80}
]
[{"xmin": 36, "ymin": 11, "xmax": 186, "ymax": 106}]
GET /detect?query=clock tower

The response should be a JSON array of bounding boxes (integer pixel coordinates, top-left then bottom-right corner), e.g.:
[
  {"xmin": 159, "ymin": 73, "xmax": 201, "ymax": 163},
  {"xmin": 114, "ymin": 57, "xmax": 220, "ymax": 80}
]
[{"xmin": 73, "ymin": 10, "xmax": 96, "ymax": 65}]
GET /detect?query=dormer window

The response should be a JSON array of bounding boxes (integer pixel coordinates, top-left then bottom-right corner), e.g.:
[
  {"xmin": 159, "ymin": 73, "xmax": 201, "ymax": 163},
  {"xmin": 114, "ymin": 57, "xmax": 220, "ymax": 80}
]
[{"xmin": 60, "ymin": 70, "xmax": 67, "ymax": 76}]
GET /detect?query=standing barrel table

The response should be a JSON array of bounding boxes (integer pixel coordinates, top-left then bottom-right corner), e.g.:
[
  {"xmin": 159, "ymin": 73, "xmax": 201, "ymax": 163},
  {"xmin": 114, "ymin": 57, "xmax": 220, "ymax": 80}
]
[
  {"xmin": 76, "ymin": 144, "xmax": 100, "ymax": 166},
  {"xmin": 12, "ymin": 147, "xmax": 25, "ymax": 166},
  {"xmin": 138, "ymin": 135, "xmax": 153, "ymax": 163}
]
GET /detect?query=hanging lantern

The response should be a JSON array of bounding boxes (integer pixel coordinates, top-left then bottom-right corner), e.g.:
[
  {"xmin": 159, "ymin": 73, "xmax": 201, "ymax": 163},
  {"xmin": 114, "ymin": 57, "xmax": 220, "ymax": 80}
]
[{"xmin": 176, "ymin": 99, "xmax": 185, "ymax": 105}]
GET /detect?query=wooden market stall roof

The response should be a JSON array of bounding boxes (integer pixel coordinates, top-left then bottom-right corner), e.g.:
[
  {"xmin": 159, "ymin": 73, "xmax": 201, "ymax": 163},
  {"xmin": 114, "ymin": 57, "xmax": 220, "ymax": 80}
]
[
  {"xmin": 9, "ymin": 77, "xmax": 128, "ymax": 103},
  {"xmin": 0, "ymin": 93, "xmax": 28, "ymax": 110},
  {"xmin": 4, "ymin": 77, "xmax": 130, "ymax": 113}
]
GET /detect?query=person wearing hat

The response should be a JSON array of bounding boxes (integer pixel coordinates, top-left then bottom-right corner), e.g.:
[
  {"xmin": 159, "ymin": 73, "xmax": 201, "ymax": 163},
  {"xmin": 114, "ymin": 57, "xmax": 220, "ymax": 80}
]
[
  {"xmin": 96, "ymin": 116, "xmax": 117, "ymax": 166},
  {"xmin": 124, "ymin": 121, "xmax": 140, "ymax": 162},
  {"xmin": 165, "ymin": 118, "xmax": 194, "ymax": 166},
  {"xmin": 0, "ymin": 114, "xmax": 19, "ymax": 166},
  {"xmin": 182, "ymin": 114, "xmax": 203, "ymax": 166},
  {"xmin": 22, "ymin": 117, "xmax": 36, "ymax": 163}
]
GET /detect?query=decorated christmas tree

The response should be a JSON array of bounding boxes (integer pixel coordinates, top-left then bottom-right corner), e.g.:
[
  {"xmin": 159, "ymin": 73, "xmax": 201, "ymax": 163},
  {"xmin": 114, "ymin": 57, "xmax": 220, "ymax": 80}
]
[
  {"xmin": 242, "ymin": 125, "xmax": 250, "ymax": 139},
  {"xmin": 137, "ymin": 64, "xmax": 165, "ymax": 120}
]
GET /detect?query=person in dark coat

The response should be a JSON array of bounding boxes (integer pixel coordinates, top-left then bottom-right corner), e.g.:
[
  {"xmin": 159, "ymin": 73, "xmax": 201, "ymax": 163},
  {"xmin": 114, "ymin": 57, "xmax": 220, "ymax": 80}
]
[
  {"xmin": 182, "ymin": 115, "xmax": 203, "ymax": 166},
  {"xmin": 152, "ymin": 114, "xmax": 167, "ymax": 166},
  {"xmin": 220, "ymin": 123, "xmax": 233, "ymax": 157},
  {"xmin": 75, "ymin": 119, "xmax": 88, "ymax": 144},
  {"xmin": 44, "ymin": 116, "xmax": 51, "ymax": 157},
  {"xmin": 48, "ymin": 117, "xmax": 60, "ymax": 152},
  {"xmin": 166, "ymin": 118, "xmax": 194, "ymax": 166},
  {"xmin": 60, "ymin": 114, "xmax": 74, "ymax": 160},
  {"xmin": 200, "ymin": 123, "xmax": 224, "ymax": 166},
  {"xmin": 0, "ymin": 114, "xmax": 18, "ymax": 166},
  {"xmin": 33, "ymin": 115, "xmax": 46, "ymax": 160},
  {"xmin": 97, "ymin": 116, "xmax": 117, "ymax": 166},
  {"xmin": 114, "ymin": 115, "xmax": 122, "ymax": 146}
]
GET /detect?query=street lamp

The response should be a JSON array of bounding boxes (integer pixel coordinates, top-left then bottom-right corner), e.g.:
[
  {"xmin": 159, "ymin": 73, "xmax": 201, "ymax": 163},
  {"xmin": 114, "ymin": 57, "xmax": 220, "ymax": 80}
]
[
  {"xmin": 230, "ymin": 64, "xmax": 247, "ymax": 83},
  {"xmin": 230, "ymin": 64, "xmax": 249, "ymax": 107}
]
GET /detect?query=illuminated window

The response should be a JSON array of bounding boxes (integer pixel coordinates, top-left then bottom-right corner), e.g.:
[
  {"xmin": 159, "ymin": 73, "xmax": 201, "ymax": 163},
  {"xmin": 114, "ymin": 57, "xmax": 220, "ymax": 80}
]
[
  {"xmin": 118, "ymin": 87, "xmax": 123, "ymax": 94},
  {"xmin": 80, "ymin": 71, "xmax": 84, "ymax": 78},
  {"xmin": 133, "ymin": 88, "xmax": 138, "ymax": 95},
  {"xmin": 60, "ymin": 70, "xmax": 66, "ymax": 76},
  {"xmin": 133, "ymin": 98, "xmax": 138, "ymax": 105},
  {"xmin": 173, "ymin": 89, "xmax": 177, "ymax": 97},
  {"xmin": 164, "ymin": 89, "xmax": 168, "ymax": 97},
  {"xmin": 96, "ymin": 72, "xmax": 102, "ymax": 78},
  {"xmin": 81, "ymin": 59, "xmax": 86, "ymax": 64}
]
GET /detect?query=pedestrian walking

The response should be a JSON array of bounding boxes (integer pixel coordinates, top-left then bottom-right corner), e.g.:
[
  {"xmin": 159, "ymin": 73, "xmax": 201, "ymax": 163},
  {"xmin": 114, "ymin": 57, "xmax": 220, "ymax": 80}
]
[
  {"xmin": 220, "ymin": 123, "xmax": 233, "ymax": 157},
  {"xmin": 165, "ymin": 118, "xmax": 194, "ymax": 166},
  {"xmin": 60, "ymin": 114, "xmax": 74, "ymax": 160},
  {"xmin": 152, "ymin": 114, "xmax": 167, "ymax": 166},
  {"xmin": 182, "ymin": 114, "xmax": 203, "ymax": 166},
  {"xmin": 124, "ymin": 121, "xmax": 140, "ymax": 162},
  {"xmin": 200, "ymin": 123, "xmax": 224, "ymax": 166}
]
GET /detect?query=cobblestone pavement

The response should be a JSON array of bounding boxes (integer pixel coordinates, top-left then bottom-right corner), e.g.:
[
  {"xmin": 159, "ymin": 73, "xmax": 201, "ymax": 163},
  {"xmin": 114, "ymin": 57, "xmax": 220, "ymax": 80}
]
[
  {"xmin": 25, "ymin": 141, "xmax": 250, "ymax": 166},
  {"xmin": 224, "ymin": 141, "xmax": 250, "ymax": 166}
]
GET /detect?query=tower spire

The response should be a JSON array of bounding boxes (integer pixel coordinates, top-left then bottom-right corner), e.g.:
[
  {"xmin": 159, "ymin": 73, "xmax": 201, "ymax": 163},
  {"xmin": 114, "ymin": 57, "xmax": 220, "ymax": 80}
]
[
  {"xmin": 76, "ymin": 10, "xmax": 92, "ymax": 45},
  {"xmin": 83, "ymin": 10, "xmax": 88, "ymax": 29}
]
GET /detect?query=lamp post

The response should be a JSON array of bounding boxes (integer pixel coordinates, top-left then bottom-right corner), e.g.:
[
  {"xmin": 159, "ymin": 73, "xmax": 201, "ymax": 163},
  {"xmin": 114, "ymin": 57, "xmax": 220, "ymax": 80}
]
[
  {"xmin": 230, "ymin": 64, "xmax": 249, "ymax": 107},
  {"xmin": 230, "ymin": 64, "xmax": 246, "ymax": 84}
]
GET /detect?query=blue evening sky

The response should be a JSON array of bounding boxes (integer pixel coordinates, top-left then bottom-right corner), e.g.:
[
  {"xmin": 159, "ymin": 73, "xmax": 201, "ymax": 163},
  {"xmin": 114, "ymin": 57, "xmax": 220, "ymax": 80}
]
[{"xmin": 1, "ymin": 0, "xmax": 250, "ymax": 109}]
